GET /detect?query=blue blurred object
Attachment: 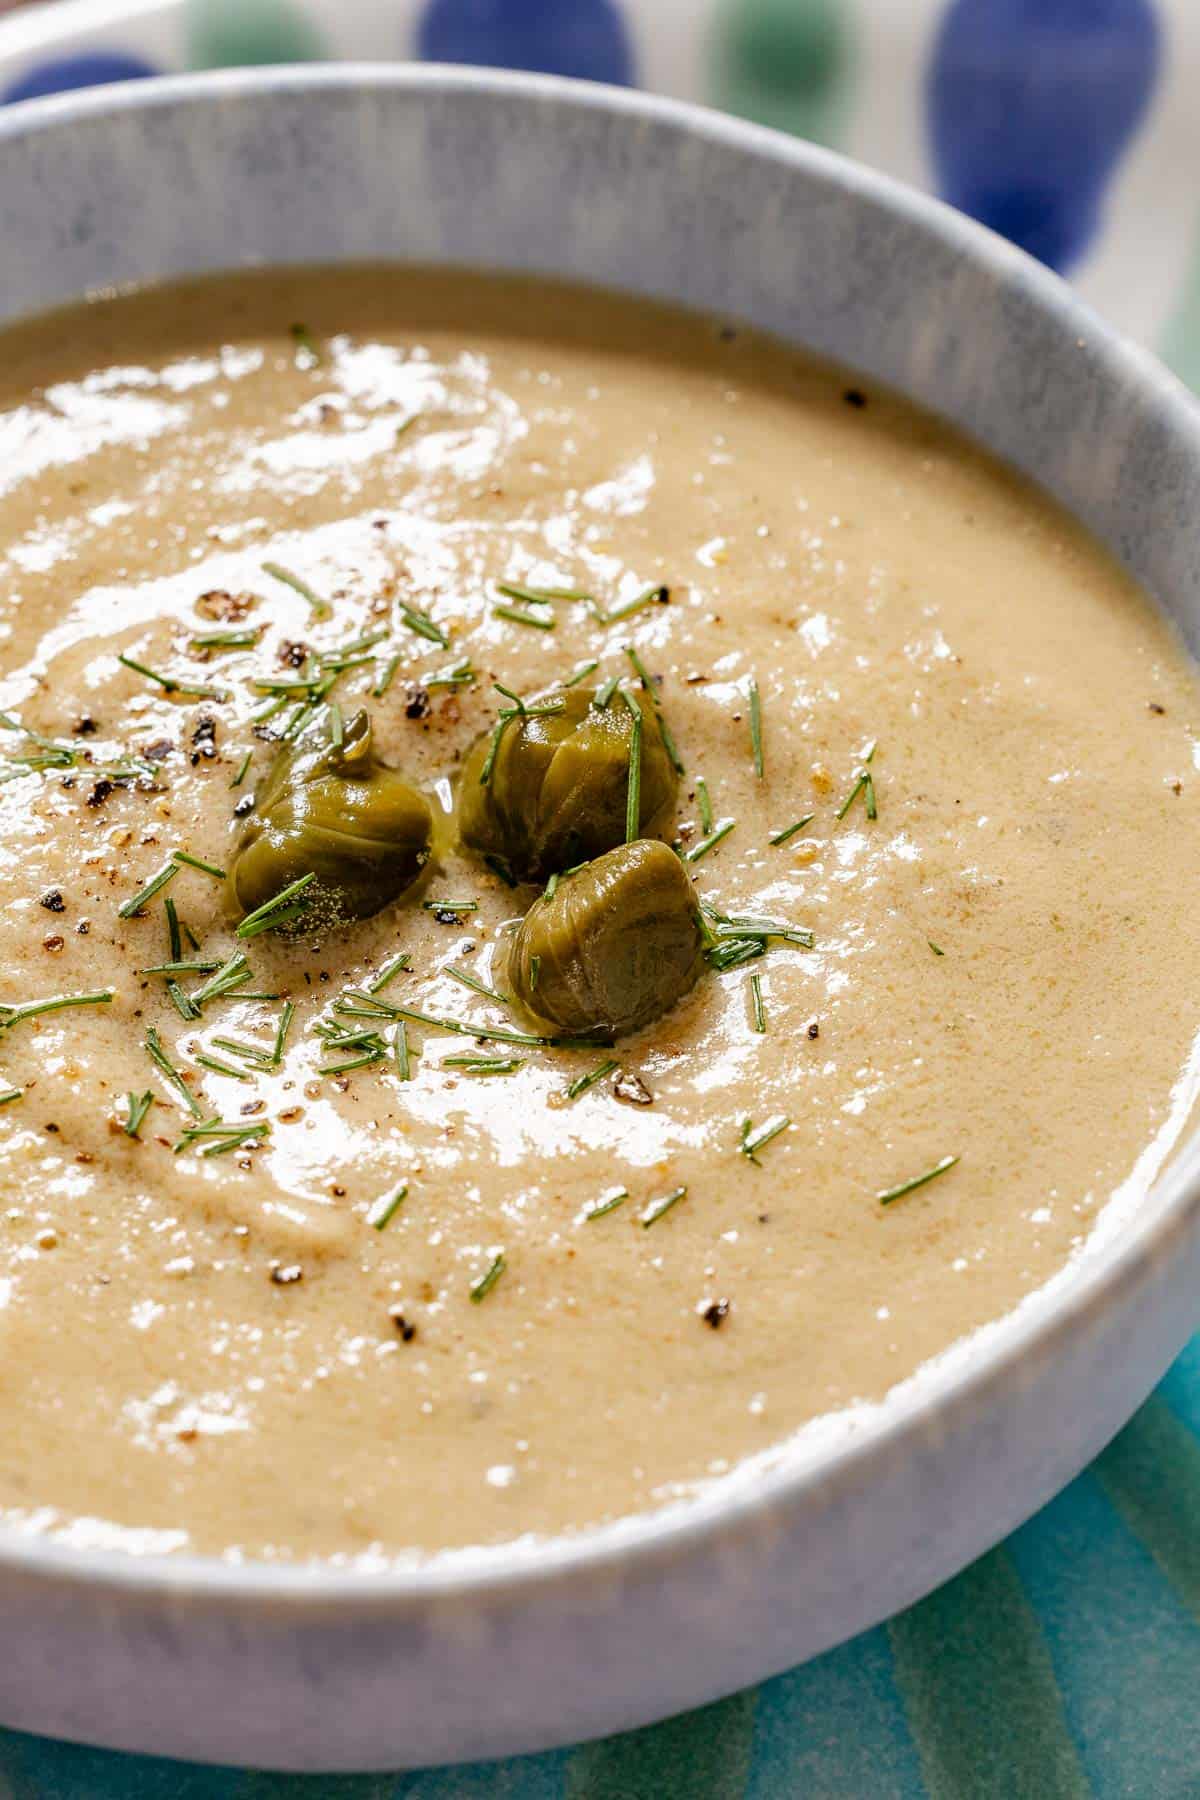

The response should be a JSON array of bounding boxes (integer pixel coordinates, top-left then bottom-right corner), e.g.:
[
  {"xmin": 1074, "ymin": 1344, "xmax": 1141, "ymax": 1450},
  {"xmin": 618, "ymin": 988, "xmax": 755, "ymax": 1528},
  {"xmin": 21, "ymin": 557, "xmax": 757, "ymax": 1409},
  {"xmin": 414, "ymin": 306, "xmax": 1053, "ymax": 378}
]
[
  {"xmin": 417, "ymin": 0, "xmax": 633, "ymax": 85},
  {"xmin": 3, "ymin": 52, "xmax": 159, "ymax": 106},
  {"xmin": 927, "ymin": 0, "xmax": 1161, "ymax": 271}
]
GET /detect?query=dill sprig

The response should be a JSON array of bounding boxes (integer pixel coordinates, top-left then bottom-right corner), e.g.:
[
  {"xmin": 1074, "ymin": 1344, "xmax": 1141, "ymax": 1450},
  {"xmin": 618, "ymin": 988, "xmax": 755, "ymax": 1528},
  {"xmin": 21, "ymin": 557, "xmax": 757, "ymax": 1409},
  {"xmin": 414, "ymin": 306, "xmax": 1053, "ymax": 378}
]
[
  {"xmin": 685, "ymin": 819, "xmax": 736, "ymax": 864},
  {"xmin": 117, "ymin": 652, "xmax": 224, "ymax": 700},
  {"xmin": 144, "ymin": 1025, "xmax": 203, "ymax": 1117},
  {"xmin": 564, "ymin": 1058, "xmax": 618, "ymax": 1101},
  {"xmin": 366, "ymin": 1183, "xmax": 408, "ymax": 1231},
  {"xmin": 878, "ymin": 1154, "xmax": 959, "ymax": 1208},
  {"xmin": 262, "ymin": 560, "xmax": 332, "ymax": 622},
  {"xmin": 425, "ymin": 659, "xmax": 476, "ymax": 689},
  {"xmin": 189, "ymin": 952, "xmax": 252, "ymax": 1008},
  {"xmin": 393, "ymin": 1021, "xmax": 412, "ymax": 1080},
  {"xmin": 0, "ymin": 1086, "xmax": 22, "ymax": 1106},
  {"xmin": 604, "ymin": 583, "xmax": 668, "ymax": 626},
  {"xmin": 623, "ymin": 690, "xmax": 643, "ymax": 841},
  {"xmin": 494, "ymin": 602, "xmax": 555, "ymax": 631},
  {"xmin": 397, "ymin": 602, "xmax": 449, "ymax": 647},
  {"xmin": 172, "ymin": 850, "xmax": 226, "ymax": 881},
  {"xmin": 749, "ymin": 972, "xmax": 767, "ymax": 1033},
  {"xmin": 367, "ymin": 952, "xmax": 411, "ymax": 995},
  {"xmin": 562, "ymin": 658, "xmax": 600, "ymax": 688},
  {"xmin": 174, "ymin": 1117, "xmax": 271, "ymax": 1158},
  {"xmin": 377, "ymin": 1001, "xmax": 549, "ymax": 1049},
  {"xmin": 740, "ymin": 1114, "xmax": 789, "ymax": 1165},
  {"xmin": 469, "ymin": 1252, "xmax": 507, "ymax": 1303},
  {"xmin": 696, "ymin": 777, "xmax": 714, "ymax": 836},
  {"xmin": 235, "ymin": 872, "xmax": 315, "ymax": 939},
  {"xmin": 748, "ymin": 676, "xmax": 764, "ymax": 778},
  {"xmin": 445, "ymin": 964, "xmax": 509, "ymax": 1006},
  {"xmin": 623, "ymin": 643, "xmax": 685, "ymax": 775},
  {"xmin": 928, "ymin": 940, "xmax": 945, "ymax": 957},
  {"xmin": 123, "ymin": 1091, "xmax": 155, "ymax": 1137},
  {"xmin": 769, "ymin": 815, "xmax": 814, "ymax": 846},
  {"xmin": 443, "ymin": 1054, "xmax": 524, "ymax": 1076},
  {"xmin": 641, "ymin": 1185, "xmax": 687, "ymax": 1228},
  {"xmin": 585, "ymin": 1186, "xmax": 628, "ymax": 1220},
  {"xmin": 0, "ymin": 989, "xmax": 114, "ymax": 1032},
  {"xmin": 191, "ymin": 627, "xmax": 261, "ymax": 651},
  {"xmin": 372, "ymin": 654, "xmax": 401, "ymax": 698},
  {"xmin": 836, "ymin": 740, "xmax": 879, "ymax": 822},
  {"xmin": 422, "ymin": 898, "xmax": 477, "ymax": 916},
  {"xmin": 230, "ymin": 750, "xmax": 253, "ymax": 790},
  {"xmin": 117, "ymin": 859, "xmax": 179, "ymax": 920}
]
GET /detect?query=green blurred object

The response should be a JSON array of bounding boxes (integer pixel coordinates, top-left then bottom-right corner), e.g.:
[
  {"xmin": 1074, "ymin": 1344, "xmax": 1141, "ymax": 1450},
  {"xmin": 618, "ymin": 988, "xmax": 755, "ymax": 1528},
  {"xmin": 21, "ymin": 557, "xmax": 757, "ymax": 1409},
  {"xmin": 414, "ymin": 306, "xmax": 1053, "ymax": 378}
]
[
  {"xmin": 709, "ymin": 0, "xmax": 849, "ymax": 147},
  {"xmin": 185, "ymin": 0, "xmax": 326, "ymax": 69}
]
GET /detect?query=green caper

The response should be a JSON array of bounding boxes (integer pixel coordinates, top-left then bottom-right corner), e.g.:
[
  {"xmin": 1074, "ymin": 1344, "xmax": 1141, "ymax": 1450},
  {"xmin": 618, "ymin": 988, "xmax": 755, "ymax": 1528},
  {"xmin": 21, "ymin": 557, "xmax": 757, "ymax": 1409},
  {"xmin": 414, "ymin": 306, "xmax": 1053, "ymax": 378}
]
[
  {"xmin": 508, "ymin": 839, "xmax": 703, "ymax": 1036},
  {"xmin": 458, "ymin": 685, "xmax": 677, "ymax": 882},
  {"xmin": 229, "ymin": 710, "xmax": 432, "ymax": 928}
]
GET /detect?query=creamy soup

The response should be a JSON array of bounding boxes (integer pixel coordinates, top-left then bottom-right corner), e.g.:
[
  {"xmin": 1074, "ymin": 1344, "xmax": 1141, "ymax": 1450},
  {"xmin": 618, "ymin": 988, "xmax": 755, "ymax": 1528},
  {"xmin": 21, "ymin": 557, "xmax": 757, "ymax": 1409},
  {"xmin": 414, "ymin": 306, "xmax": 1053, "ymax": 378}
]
[{"xmin": 0, "ymin": 270, "xmax": 1195, "ymax": 1562}]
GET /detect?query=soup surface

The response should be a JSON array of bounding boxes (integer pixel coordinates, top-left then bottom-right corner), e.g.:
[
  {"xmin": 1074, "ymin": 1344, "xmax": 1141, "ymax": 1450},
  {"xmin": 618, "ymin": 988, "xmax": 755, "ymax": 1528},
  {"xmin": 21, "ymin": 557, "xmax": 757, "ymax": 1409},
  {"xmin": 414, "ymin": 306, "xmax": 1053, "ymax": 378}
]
[{"xmin": 0, "ymin": 270, "xmax": 1196, "ymax": 1561}]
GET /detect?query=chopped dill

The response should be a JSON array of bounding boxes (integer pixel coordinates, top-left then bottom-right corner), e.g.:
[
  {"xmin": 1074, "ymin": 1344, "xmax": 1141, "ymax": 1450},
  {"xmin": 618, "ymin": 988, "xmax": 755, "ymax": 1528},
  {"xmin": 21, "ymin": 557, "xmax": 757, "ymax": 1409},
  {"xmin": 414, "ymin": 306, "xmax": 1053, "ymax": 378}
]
[
  {"xmin": 585, "ymin": 1186, "xmax": 628, "ymax": 1220},
  {"xmin": 769, "ymin": 815, "xmax": 814, "ymax": 846},
  {"xmin": 685, "ymin": 819, "xmax": 736, "ymax": 863},
  {"xmin": 469, "ymin": 1251, "xmax": 507, "ymax": 1303},
  {"xmin": 641, "ymin": 1185, "xmax": 687, "ymax": 1228},
  {"xmin": 565, "ymin": 1058, "xmax": 618, "ymax": 1101},
  {"xmin": 623, "ymin": 689, "xmax": 643, "ymax": 841},
  {"xmin": 366, "ymin": 1183, "xmax": 408, "ymax": 1231},
  {"xmin": 262, "ymin": 560, "xmax": 332, "ymax": 622},
  {"xmin": 117, "ymin": 859, "xmax": 180, "ymax": 920},
  {"xmin": 397, "ymin": 602, "xmax": 449, "ymax": 647},
  {"xmin": 123, "ymin": 1091, "xmax": 155, "ymax": 1138},
  {"xmin": 878, "ymin": 1154, "xmax": 959, "ymax": 1208},
  {"xmin": 740, "ymin": 1114, "xmax": 790, "ymax": 1165},
  {"xmin": 748, "ymin": 676, "xmax": 764, "ymax": 779},
  {"xmin": 445, "ymin": 964, "xmax": 509, "ymax": 1005},
  {"xmin": 235, "ymin": 871, "xmax": 316, "ymax": 939},
  {"xmin": 144, "ymin": 1025, "xmax": 203, "ymax": 1117}
]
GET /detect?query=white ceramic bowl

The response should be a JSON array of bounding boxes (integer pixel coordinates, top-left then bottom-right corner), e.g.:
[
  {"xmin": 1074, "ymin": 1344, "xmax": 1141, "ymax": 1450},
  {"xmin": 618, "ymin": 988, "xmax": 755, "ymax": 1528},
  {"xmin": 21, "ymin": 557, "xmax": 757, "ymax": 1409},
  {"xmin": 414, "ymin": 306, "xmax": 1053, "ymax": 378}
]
[{"xmin": 1, "ymin": 64, "xmax": 1199, "ymax": 1774}]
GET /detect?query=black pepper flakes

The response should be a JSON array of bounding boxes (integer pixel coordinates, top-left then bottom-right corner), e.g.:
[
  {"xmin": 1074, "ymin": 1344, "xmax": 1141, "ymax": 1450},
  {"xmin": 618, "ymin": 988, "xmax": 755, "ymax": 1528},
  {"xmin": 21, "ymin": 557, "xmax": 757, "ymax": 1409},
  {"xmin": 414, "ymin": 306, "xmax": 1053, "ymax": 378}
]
[
  {"xmin": 843, "ymin": 388, "xmax": 868, "ymax": 409},
  {"xmin": 72, "ymin": 716, "xmax": 98, "ymax": 737},
  {"xmin": 701, "ymin": 1299, "xmax": 731, "ymax": 1329},
  {"xmin": 232, "ymin": 794, "xmax": 255, "ymax": 819},
  {"xmin": 433, "ymin": 907, "xmax": 462, "ymax": 925},
  {"xmin": 404, "ymin": 684, "xmax": 431, "ymax": 720},
  {"xmin": 85, "ymin": 779, "xmax": 114, "ymax": 808},
  {"xmin": 190, "ymin": 715, "xmax": 218, "ymax": 764},
  {"xmin": 1149, "ymin": 701, "xmax": 1166, "ymax": 715},
  {"xmin": 40, "ymin": 889, "xmax": 65, "ymax": 912},
  {"xmin": 278, "ymin": 640, "xmax": 310, "ymax": 669},
  {"xmin": 269, "ymin": 1263, "xmax": 303, "ymax": 1286},
  {"xmin": 807, "ymin": 1021, "xmax": 820, "ymax": 1040},
  {"xmin": 389, "ymin": 1307, "xmax": 418, "ymax": 1342}
]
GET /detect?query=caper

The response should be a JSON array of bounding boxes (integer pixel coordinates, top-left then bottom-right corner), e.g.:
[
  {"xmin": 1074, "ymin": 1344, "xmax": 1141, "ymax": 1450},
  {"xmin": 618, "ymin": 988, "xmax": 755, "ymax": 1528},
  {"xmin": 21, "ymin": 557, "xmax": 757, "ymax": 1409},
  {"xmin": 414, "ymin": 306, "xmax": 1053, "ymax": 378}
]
[
  {"xmin": 229, "ymin": 710, "xmax": 432, "ymax": 928},
  {"xmin": 458, "ymin": 685, "xmax": 677, "ymax": 882},
  {"xmin": 508, "ymin": 839, "xmax": 703, "ymax": 1036}
]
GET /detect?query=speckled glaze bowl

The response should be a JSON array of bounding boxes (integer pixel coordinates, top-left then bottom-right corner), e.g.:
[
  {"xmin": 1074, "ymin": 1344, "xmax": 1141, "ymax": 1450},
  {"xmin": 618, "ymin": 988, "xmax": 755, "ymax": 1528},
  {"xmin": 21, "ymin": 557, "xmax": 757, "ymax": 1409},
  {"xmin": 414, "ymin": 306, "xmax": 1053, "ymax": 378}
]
[{"xmin": 1, "ymin": 66, "xmax": 1200, "ymax": 1773}]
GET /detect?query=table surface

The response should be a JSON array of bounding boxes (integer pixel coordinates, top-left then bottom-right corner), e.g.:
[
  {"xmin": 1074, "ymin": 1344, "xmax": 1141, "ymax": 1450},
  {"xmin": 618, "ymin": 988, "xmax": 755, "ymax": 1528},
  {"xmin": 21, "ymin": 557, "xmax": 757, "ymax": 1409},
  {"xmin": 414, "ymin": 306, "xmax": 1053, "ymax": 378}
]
[{"xmin": 0, "ymin": 0, "xmax": 1198, "ymax": 1792}]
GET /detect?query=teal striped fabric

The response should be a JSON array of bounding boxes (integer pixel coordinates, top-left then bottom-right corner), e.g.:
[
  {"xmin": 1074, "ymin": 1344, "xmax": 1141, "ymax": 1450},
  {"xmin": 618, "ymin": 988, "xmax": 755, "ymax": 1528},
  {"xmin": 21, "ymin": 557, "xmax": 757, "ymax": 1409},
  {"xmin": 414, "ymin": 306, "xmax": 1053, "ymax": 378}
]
[{"xmin": 2, "ymin": 1351, "xmax": 1199, "ymax": 1795}]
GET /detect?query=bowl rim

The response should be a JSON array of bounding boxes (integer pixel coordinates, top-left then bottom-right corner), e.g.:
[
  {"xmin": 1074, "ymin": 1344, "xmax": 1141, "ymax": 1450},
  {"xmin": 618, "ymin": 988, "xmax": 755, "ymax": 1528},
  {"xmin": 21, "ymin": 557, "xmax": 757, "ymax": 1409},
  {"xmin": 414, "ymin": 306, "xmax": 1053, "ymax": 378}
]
[{"xmin": 0, "ymin": 58, "xmax": 1198, "ymax": 1609}]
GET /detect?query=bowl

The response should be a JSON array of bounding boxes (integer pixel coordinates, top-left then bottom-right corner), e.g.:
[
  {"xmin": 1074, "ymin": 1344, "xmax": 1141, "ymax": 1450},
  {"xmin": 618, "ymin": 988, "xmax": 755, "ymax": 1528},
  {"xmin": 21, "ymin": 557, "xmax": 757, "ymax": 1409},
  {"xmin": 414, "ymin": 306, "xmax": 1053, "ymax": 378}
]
[{"xmin": 0, "ymin": 64, "xmax": 1199, "ymax": 1773}]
